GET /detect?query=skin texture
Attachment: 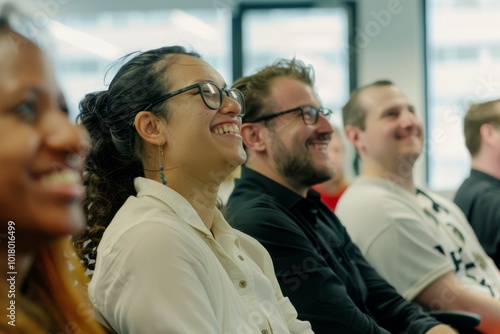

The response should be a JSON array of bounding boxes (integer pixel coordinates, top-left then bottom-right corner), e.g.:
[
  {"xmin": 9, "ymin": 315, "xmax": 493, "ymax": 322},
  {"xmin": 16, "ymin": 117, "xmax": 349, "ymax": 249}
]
[
  {"xmin": 135, "ymin": 55, "xmax": 246, "ymax": 229},
  {"xmin": 346, "ymin": 84, "xmax": 422, "ymax": 193},
  {"xmin": 0, "ymin": 32, "xmax": 87, "ymax": 259},
  {"xmin": 313, "ymin": 132, "xmax": 348, "ymax": 196},
  {"xmin": 325, "ymin": 134, "xmax": 346, "ymax": 185},
  {"xmin": 242, "ymin": 77, "xmax": 334, "ymax": 197}
]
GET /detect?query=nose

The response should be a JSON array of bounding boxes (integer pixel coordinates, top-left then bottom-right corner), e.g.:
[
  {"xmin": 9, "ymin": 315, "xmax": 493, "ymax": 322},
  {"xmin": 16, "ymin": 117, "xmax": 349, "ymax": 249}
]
[
  {"xmin": 400, "ymin": 108, "xmax": 419, "ymax": 128},
  {"xmin": 43, "ymin": 110, "xmax": 89, "ymax": 168},
  {"xmin": 316, "ymin": 112, "xmax": 334, "ymax": 134},
  {"xmin": 219, "ymin": 93, "xmax": 243, "ymax": 117}
]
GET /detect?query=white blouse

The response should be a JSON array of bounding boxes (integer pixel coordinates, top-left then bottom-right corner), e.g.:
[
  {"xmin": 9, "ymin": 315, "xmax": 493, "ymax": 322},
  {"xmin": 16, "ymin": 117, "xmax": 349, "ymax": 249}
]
[{"xmin": 89, "ymin": 177, "xmax": 313, "ymax": 334}]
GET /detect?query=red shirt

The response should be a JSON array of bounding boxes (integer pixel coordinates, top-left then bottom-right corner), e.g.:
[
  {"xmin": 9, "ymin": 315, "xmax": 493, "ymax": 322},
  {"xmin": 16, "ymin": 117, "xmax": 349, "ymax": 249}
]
[{"xmin": 317, "ymin": 185, "xmax": 348, "ymax": 211}]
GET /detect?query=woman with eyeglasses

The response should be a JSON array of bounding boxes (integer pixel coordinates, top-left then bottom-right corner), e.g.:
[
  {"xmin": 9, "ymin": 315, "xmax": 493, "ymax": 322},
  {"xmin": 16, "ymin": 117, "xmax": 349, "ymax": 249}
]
[
  {"xmin": 74, "ymin": 46, "xmax": 313, "ymax": 334},
  {"xmin": 0, "ymin": 5, "xmax": 106, "ymax": 334}
]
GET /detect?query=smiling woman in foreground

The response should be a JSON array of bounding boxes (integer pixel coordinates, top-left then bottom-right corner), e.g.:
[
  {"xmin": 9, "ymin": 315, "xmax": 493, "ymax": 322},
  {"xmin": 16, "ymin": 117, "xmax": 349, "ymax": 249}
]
[
  {"xmin": 0, "ymin": 5, "xmax": 105, "ymax": 333},
  {"xmin": 74, "ymin": 46, "xmax": 313, "ymax": 333}
]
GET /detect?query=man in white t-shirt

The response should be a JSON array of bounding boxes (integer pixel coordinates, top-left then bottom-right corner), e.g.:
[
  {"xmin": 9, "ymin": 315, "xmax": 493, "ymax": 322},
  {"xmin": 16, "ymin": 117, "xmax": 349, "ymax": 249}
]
[{"xmin": 336, "ymin": 80, "xmax": 500, "ymax": 333}]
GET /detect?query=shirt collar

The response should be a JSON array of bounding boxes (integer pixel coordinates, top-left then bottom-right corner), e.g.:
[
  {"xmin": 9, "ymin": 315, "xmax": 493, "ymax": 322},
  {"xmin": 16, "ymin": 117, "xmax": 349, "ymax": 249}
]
[
  {"xmin": 471, "ymin": 168, "xmax": 500, "ymax": 185},
  {"xmin": 134, "ymin": 177, "xmax": 236, "ymax": 242},
  {"xmin": 238, "ymin": 166, "xmax": 322, "ymax": 210}
]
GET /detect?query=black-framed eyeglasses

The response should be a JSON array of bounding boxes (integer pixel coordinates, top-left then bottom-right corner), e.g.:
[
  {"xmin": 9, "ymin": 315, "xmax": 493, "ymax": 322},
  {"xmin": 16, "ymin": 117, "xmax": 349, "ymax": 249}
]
[
  {"xmin": 142, "ymin": 80, "xmax": 246, "ymax": 116},
  {"xmin": 252, "ymin": 105, "xmax": 332, "ymax": 125}
]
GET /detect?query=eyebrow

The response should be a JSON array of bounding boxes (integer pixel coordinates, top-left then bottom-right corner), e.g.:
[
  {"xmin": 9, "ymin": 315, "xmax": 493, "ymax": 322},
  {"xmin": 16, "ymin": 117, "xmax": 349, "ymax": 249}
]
[
  {"xmin": 384, "ymin": 103, "xmax": 414, "ymax": 112},
  {"xmin": 200, "ymin": 78, "xmax": 227, "ymax": 87}
]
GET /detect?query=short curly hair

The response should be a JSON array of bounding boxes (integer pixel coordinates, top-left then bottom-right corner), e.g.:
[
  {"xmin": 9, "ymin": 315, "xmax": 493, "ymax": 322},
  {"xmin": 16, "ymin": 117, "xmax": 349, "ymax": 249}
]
[{"xmin": 232, "ymin": 58, "xmax": 315, "ymax": 125}]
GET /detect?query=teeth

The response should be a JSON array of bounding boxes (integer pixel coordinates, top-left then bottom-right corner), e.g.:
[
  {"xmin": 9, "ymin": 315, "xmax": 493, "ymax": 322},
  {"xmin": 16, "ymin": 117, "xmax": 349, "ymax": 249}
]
[
  {"xmin": 312, "ymin": 144, "xmax": 328, "ymax": 151},
  {"xmin": 40, "ymin": 169, "xmax": 81, "ymax": 186},
  {"xmin": 213, "ymin": 124, "xmax": 240, "ymax": 135}
]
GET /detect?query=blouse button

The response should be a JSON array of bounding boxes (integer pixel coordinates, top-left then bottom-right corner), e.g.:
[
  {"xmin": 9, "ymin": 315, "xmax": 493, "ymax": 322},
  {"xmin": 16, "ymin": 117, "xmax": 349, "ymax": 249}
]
[
  {"xmin": 238, "ymin": 255, "xmax": 244, "ymax": 261},
  {"xmin": 261, "ymin": 330, "xmax": 269, "ymax": 334},
  {"xmin": 239, "ymin": 280, "xmax": 247, "ymax": 288}
]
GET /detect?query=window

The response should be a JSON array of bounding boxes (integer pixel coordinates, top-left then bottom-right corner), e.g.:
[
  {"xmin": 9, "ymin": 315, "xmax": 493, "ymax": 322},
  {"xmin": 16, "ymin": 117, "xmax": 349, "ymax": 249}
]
[
  {"xmin": 426, "ymin": 0, "xmax": 500, "ymax": 190},
  {"xmin": 241, "ymin": 6, "xmax": 351, "ymax": 127},
  {"xmin": 50, "ymin": 9, "xmax": 231, "ymax": 120},
  {"xmin": 48, "ymin": 4, "xmax": 352, "ymax": 128}
]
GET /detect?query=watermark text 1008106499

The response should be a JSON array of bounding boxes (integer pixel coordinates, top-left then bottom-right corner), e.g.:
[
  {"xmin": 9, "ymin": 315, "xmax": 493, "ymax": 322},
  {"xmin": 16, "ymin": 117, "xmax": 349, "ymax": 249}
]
[{"xmin": 6, "ymin": 220, "xmax": 16, "ymax": 327}]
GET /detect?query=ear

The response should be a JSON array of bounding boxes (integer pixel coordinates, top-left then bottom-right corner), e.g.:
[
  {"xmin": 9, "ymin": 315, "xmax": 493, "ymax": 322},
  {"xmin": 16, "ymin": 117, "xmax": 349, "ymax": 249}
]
[
  {"xmin": 241, "ymin": 123, "xmax": 267, "ymax": 152},
  {"xmin": 344, "ymin": 124, "xmax": 363, "ymax": 152},
  {"xmin": 134, "ymin": 111, "xmax": 167, "ymax": 145},
  {"xmin": 479, "ymin": 123, "xmax": 496, "ymax": 147}
]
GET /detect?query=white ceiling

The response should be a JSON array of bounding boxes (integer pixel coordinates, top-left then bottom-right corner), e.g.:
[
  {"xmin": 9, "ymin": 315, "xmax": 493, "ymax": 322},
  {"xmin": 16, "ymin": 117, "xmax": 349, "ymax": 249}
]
[{"xmin": 2, "ymin": 0, "xmax": 334, "ymax": 18}]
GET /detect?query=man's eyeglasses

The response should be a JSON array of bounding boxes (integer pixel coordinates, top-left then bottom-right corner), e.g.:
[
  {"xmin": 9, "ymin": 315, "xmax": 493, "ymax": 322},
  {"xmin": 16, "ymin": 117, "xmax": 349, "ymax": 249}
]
[
  {"xmin": 251, "ymin": 105, "xmax": 332, "ymax": 125},
  {"xmin": 143, "ymin": 81, "xmax": 246, "ymax": 116}
]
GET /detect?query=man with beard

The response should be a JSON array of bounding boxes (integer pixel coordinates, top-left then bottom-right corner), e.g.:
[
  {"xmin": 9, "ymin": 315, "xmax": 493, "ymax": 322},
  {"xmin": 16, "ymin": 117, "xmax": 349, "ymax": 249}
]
[
  {"xmin": 226, "ymin": 59, "xmax": 456, "ymax": 334},
  {"xmin": 336, "ymin": 80, "xmax": 500, "ymax": 333}
]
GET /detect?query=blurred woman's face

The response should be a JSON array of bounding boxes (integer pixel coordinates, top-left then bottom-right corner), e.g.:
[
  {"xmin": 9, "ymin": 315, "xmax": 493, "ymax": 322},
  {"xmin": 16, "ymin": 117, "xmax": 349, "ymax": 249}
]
[
  {"xmin": 0, "ymin": 32, "xmax": 87, "ymax": 250},
  {"xmin": 327, "ymin": 134, "xmax": 346, "ymax": 182}
]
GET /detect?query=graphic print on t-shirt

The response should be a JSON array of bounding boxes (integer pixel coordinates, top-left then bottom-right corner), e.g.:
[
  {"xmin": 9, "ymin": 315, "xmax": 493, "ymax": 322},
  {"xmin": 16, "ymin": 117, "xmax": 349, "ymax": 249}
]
[{"xmin": 418, "ymin": 190, "xmax": 499, "ymax": 298}]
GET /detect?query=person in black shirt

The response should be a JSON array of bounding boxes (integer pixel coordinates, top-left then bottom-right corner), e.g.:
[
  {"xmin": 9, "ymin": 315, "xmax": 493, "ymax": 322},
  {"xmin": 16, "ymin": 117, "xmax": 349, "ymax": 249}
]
[
  {"xmin": 454, "ymin": 99, "xmax": 500, "ymax": 269},
  {"xmin": 226, "ymin": 58, "xmax": 456, "ymax": 334}
]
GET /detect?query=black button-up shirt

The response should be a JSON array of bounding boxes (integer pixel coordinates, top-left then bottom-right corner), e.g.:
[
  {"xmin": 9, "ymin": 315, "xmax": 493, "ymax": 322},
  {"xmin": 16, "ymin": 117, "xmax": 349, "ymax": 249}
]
[
  {"xmin": 454, "ymin": 168, "xmax": 500, "ymax": 268},
  {"xmin": 226, "ymin": 166, "xmax": 441, "ymax": 334}
]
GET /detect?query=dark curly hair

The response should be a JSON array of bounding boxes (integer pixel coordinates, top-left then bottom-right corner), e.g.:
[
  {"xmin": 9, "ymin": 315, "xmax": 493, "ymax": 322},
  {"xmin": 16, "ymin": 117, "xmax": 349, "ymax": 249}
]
[{"xmin": 73, "ymin": 46, "xmax": 201, "ymax": 271}]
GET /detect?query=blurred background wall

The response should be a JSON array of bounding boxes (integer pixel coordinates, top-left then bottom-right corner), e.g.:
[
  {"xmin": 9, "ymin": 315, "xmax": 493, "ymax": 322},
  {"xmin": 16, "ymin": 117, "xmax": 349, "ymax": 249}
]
[{"xmin": 4, "ymin": 0, "xmax": 500, "ymax": 196}]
